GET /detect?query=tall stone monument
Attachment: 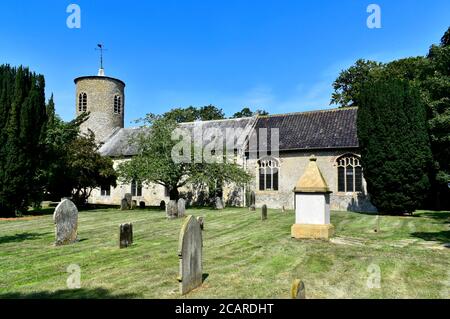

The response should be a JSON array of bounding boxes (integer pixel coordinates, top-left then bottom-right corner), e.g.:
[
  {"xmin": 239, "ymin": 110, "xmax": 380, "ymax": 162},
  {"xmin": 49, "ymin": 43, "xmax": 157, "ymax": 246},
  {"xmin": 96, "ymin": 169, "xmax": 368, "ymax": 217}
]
[
  {"xmin": 178, "ymin": 215, "xmax": 203, "ymax": 295},
  {"xmin": 53, "ymin": 199, "xmax": 79, "ymax": 246},
  {"xmin": 291, "ymin": 156, "xmax": 334, "ymax": 239}
]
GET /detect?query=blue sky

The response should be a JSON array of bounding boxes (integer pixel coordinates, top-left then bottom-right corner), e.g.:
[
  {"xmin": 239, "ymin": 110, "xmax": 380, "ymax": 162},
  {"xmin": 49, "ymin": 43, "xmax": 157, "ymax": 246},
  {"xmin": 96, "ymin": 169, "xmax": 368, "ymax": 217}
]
[{"xmin": 0, "ymin": 1, "xmax": 449, "ymax": 126}]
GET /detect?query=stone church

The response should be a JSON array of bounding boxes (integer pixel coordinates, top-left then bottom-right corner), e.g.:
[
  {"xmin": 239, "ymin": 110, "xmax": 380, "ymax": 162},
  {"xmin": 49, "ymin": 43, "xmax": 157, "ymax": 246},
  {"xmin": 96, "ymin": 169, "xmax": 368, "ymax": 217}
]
[{"xmin": 75, "ymin": 68, "xmax": 376, "ymax": 212}]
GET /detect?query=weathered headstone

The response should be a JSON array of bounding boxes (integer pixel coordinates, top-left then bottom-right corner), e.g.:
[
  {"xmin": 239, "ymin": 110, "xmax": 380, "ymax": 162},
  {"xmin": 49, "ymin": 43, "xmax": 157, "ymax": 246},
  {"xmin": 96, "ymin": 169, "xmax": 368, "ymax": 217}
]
[
  {"xmin": 120, "ymin": 198, "xmax": 129, "ymax": 210},
  {"xmin": 160, "ymin": 200, "xmax": 166, "ymax": 211},
  {"xmin": 282, "ymin": 206, "xmax": 286, "ymax": 213},
  {"xmin": 178, "ymin": 199, "xmax": 186, "ymax": 217},
  {"xmin": 197, "ymin": 216, "xmax": 204, "ymax": 231},
  {"xmin": 166, "ymin": 200, "xmax": 178, "ymax": 219},
  {"xmin": 119, "ymin": 223, "xmax": 133, "ymax": 248},
  {"xmin": 139, "ymin": 201, "xmax": 146, "ymax": 209},
  {"xmin": 125, "ymin": 193, "xmax": 132, "ymax": 207},
  {"xmin": 214, "ymin": 197, "xmax": 224, "ymax": 210},
  {"xmin": 261, "ymin": 204, "xmax": 268, "ymax": 220},
  {"xmin": 53, "ymin": 199, "xmax": 78, "ymax": 246},
  {"xmin": 291, "ymin": 279, "xmax": 306, "ymax": 299},
  {"xmin": 178, "ymin": 215, "xmax": 203, "ymax": 295},
  {"xmin": 249, "ymin": 191, "xmax": 256, "ymax": 211},
  {"xmin": 131, "ymin": 200, "xmax": 137, "ymax": 210}
]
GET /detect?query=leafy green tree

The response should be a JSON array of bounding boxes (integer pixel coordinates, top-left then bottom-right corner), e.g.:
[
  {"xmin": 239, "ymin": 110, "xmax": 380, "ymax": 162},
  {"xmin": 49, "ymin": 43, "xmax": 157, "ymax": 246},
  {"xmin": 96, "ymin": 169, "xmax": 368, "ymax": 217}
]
[
  {"xmin": 232, "ymin": 107, "xmax": 269, "ymax": 118},
  {"xmin": 440, "ymin": 26, "xmax": 450, "ymax": 47},
  {"xmin": 197, "ymin": 104, "xmax": 225, "ymax": 121},
  {"xmin": 163, "ymin": 105, "xmax": 225, "ymax": 123},
  {"xmin": 331, "ymin": 59, "xmax": 382, "ymax": 107},
  {"xmin": 358, "ymin": 75, "xmax": 433, "ymax": 214},
  {"xmin": 0, "ymin": 65, "xmax": 48, "ymax": 217},
  {"xmin": 41, "ymin": 102, "xmax": 88, "ymax": 201},
  {"xmin": 117, "ymin": 113, "xmax": 251, "ymax": 202},
  {"xmin": 67, "ymin": 130, "xmax": 117, "ymax": 207}
]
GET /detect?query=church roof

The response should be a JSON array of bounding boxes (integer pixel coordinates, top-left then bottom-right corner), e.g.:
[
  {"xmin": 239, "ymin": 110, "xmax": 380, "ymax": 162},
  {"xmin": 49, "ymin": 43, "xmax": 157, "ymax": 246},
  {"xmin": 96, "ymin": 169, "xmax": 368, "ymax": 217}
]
[
  {"xmin": 99, "ymin": 107, "xmax": 359, "ymax": 157},
  {"xmin": 99, "ymin": 117, "xmax": 257, "ymax": 157},
  {"xmin": 252, "ymin": 107, "xmax": 358, "ymax": 152}
]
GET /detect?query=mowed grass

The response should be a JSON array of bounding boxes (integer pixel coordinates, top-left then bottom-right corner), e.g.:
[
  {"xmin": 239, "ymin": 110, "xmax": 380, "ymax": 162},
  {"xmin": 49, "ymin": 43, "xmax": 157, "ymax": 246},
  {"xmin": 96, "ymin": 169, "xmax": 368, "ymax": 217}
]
[{"xmin": 0, "ymin": 207, "xmax": 449, "ymax": 299}]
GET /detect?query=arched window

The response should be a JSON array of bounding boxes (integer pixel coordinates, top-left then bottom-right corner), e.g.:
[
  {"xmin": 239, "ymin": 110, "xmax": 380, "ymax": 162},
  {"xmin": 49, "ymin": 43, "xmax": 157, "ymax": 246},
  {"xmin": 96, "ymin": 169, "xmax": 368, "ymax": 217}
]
[
  {"xmin": 337, "ymin": 154, "xmax": 363, "ymax": 193},
  {"xmin": 131, "ymin": 179, "xmax": 142, "ymax": 197},
  {"xmin": 258, "ymin": 157, "xmax": 279, "ymax": 191},
  {"xmin": 114, "ymin": 95, "xmax": 122, "ymax": 114},
  {"xmin": 78, "ymin": 92, "xmax": 87, "ymax": 112}
]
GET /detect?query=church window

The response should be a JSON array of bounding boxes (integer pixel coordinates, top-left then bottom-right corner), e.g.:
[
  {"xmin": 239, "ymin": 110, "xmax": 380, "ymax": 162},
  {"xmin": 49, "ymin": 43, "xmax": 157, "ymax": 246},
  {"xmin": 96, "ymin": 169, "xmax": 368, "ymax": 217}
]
[
  {"xmin": 131, "ymin": 179, "xmax": 142, "ymax": 197},
  {"xmin": 258, "ymin": 157, "xmax": 279, "ymax": 191},
  {"xmin": 78, "ymin": 92, "xmax": 87, "ymax": 112},
  {"xmin": 337, "ymin": 154, "xmax": 363, "ymax": 193},
  {"xmin": 114, "ymin": 95, "xmax": 122, "ymax": 114}
]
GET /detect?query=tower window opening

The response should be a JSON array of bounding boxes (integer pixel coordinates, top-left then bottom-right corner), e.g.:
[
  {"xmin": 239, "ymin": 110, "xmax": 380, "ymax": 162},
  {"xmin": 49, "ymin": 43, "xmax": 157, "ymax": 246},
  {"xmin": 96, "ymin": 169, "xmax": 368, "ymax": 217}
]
[
  {"xmin": 78, "ymin": 92, "xmax": 87, "ymax": 112},
  {"xmin": 114, "ymin": 95, "xmax": 122, "ymax": 114}
]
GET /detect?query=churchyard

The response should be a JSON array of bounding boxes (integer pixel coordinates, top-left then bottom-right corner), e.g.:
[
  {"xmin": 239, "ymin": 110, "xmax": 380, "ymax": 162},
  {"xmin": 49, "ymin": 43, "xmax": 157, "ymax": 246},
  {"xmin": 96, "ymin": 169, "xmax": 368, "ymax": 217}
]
[{"xmin": 0, "ymin": 207, "xmax": 449, "ymax": 299}]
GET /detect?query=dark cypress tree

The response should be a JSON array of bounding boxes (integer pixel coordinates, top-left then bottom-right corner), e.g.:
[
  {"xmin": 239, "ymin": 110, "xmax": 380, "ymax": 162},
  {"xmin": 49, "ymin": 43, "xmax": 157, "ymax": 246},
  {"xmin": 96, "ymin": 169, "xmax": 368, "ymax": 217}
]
[
  {"xmin": 358, "ymin": 74, "xmax": 433, "ymax": 214},
  {"xmin": 0, "ymin": 65, "xmax": 48, "ymax": 216}
]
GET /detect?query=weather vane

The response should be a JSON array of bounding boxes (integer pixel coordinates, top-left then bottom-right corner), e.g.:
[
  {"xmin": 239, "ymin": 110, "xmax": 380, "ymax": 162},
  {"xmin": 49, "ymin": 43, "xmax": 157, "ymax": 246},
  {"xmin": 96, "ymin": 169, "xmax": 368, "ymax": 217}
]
[{"xmin": 95, "ymin": 44, "xmax": 107, "ymax": 70}]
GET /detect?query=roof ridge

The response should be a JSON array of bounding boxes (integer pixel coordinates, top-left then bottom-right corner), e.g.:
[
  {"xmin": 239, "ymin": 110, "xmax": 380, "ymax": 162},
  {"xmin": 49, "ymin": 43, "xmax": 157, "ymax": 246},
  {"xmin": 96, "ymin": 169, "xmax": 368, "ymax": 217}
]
[
  {"xmin": 180, "ymin": 116, "xmax": 255, "ymax": 125},
  {"xmin": 257, "ymin": 106, "xmax": 358, "ymax": 119}
]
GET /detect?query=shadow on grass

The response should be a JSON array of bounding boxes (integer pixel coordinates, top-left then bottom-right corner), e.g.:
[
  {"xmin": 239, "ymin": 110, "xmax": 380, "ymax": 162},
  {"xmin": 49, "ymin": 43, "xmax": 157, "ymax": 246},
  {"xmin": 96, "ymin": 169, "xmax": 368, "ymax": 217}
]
[
  {"xmin": 23, "ymin": 208, "xmax": 55, "ymax": 217},
  {"xmin": 411, "ymin": 230, "xmax": 450, "ymax": 245},
  {"xmin": 414, "ymin": 211, "xmax": 450, "ymax": 222},
  {"xmin": 0, "ymin": 232, "xmax": 50, "ymax": 244},
  {"xmin": 0, "ymin": 288, "xmax": 140, "ymax": 299}
]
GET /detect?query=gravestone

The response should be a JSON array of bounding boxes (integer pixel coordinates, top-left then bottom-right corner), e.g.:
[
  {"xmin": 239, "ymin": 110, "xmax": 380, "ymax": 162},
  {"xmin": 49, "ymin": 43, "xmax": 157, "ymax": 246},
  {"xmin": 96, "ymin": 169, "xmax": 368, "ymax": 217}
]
[
  {"xmin": 291, "ymin": 279, "xmax": 306, "ymax": 299},
  {"xmin": 53, "ymin": 199, "xmax": 78, "ymax": 246},
  {"xmin": 160, "ymin": 200, "xmax": 166, "ymax": 211},
  {"xmin": 120, "ymin": 198, "xmax": 129, "ymax": 210},
  {"xmin": 131, "ymin": 200, "xmax": 137, "ymax": 210},
  {"xmin": 178, "ymin": 215, "xmax": 203, "ymax": 295},
  {"xmin": 178, "ymin": 199, "xmax": 186, "ymax": 217},
  {"xmin": 119, "ymin": 223, "xmax": 133, "ymax": 248},
  {"xmin": 261, "ymin": 204, "xmax": 268, "ymax": 220},
  {"xmin": 166, "ymin": 200, "xmax": 178, "ymax": 219},
  {"xmin": 214, "ymin": 197, "xmax": 224, "ymax": 210},
  {"xmin": 282, "ymin": 206, "xmax": 286, "ymax": 213},
  {"xmin": 197, "ymin": 216, "xmax": 204, "ymax": 231},
  {"xmin": 249, "ymin": 191, "xmax": 256, "ymax": 211},
  {"xmin": 125, "ymin": 193, "xmax": 132, "ymax": 207},
  {"xmin": 139, "ymin": 201, "xmax": 146, "ymax": 209}
]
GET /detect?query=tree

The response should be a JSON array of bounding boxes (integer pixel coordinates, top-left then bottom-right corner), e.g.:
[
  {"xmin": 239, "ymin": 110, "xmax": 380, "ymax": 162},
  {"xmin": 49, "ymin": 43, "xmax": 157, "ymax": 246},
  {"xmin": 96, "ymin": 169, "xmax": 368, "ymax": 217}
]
[
  {"xmin": 163, "ymin": 105, "xmax": 225, "ymax": 123},
  {"xmin": 40, "ymin": 105, "xmax": 116, "ymax": 206},
  {"xmin": 330, "ymin": 59, "xmax": 382, "ymax": 107},
  {"xmin": 67, "ymin": 130, "xmax": 117, "ymax": 207},
  {"xmin": 0, "ymin": 65, "xmax": 48, "ymax": 217},
  {"xmin": 41, "ymin": 103, "xmax": 88, "ymax": 201},
  {"xmin": 440, "ymin": 26, "xmax": 450, "ymax": 47},
  {"xmin": 117, "ymin": 113, "xmax": 251, "ymax": 203},
  {"xmin": 331, "ymin": 27, "xmax": 450, "ymax": 209},
  {"xmin": 232, "ymin": 107, "xmax": 269, "ymax": 118},
  {"xmin": 197, "ymin": 104, "xmax": 225, "ymax": 121},
  {"xmin": 358, "ymin": 75, "xmax": 432, "ymax": 214}
]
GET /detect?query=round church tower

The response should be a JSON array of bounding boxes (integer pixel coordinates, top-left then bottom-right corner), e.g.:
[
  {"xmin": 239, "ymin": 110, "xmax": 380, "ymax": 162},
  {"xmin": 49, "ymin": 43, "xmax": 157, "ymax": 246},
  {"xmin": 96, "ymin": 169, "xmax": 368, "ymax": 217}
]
[{"xmin": 74, "ymin": 69, "xmax": 125, "ymax": 142}]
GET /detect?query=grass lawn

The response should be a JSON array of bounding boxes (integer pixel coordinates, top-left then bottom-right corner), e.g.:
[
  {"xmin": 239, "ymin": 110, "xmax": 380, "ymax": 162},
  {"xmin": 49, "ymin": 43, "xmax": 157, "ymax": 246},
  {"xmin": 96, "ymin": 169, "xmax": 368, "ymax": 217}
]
[{"xmin": 0, "ymin": 207, "xmax": 449, "ymax": 299}]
